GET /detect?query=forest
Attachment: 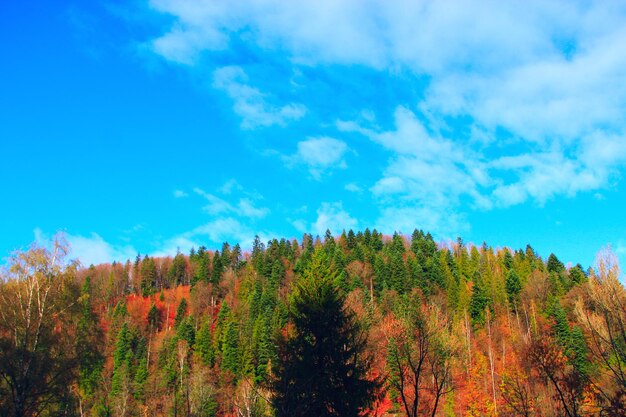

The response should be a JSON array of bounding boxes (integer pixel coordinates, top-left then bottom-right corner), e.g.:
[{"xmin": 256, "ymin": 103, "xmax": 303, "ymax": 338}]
[{"xmin": 1, "ymin": 229, "xmax": 625, "ymax": 417}]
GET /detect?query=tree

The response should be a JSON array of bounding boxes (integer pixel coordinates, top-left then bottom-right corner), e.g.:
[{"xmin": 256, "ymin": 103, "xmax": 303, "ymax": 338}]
[
  {"xmin": 147, "ymin": 302, "xmax": 161, "ymax": 333},
  {"xmin": 0, "ymin": 238, "xmax": 82, "ymax": 416},
  {"xmin": 75, "ymin": 277, "xmax": 105, "ymax": 412},
  {"xmin": 469, "ymin": 272, "xmax": 491, "ymax": 326},
  {"xmin": 271, "ymin": 248, "xmax": 379, "ymax": 417},
  {"xmin": 174, "ymin": 298, "xmax": 188, "ymax": 328},
  {"xmin": 575, "ymin": 248, "xmax": 626, "ymax": 412},
  {"xmin": 386, "ymin": 301, "xmax": 455, "ymax": 417},
  {"xmin": 505, "ymin": 269, "xmax": 522, "ymax": 306},
  {"xmin": 140, "ymin": 256, "xmax": 157, "ymax": 296},
  {"xmin": 167, "ymin": 252, "xmax": 187, "ymax": 287}
]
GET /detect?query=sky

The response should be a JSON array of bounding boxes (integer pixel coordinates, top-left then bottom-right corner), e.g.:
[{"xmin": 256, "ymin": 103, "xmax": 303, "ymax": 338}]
[{"xmin": 2, "ymin": 0, "xmax": 626, "ymax": 270}]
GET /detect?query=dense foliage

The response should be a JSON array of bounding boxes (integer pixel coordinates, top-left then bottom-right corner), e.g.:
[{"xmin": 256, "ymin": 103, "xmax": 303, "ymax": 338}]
[{"xmin": 1, "ymin": 229, "xmax": 625, "ymax": 416}]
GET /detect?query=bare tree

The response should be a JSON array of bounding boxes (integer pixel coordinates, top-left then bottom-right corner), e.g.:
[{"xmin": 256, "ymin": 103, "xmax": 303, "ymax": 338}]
[
  {"xmin": 387, "ymin": 302, "xmax": 456, "ymax": 417},
  {"xmin": 575, "ymin": 248, "xmax": 626, "ymax": 413}
]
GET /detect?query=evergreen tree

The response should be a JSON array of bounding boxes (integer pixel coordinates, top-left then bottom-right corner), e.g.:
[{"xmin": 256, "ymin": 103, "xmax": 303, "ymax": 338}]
[
  {"xmin": 167, "ymin": 252, "xmax": 187, "ymax": 287},
  {"xmin": 195, "ymin": 321, "xmax": 214, "ymax": 366},
  {"xmin": 147, "ymin": 302, "xmax": 161, "ymax": 333},
  {"xmin": 174, "ymin": 298, "xmax": 188, "ymax": 328},
  {"xmin": 221, "ymin": 320, "xmax": 240, "ymax": 376},
  {"xmin": 76, "ymin": 277, "xmax": 104, "ymax": 400},
  {"xmin": 547, "ymin": 253, "xmax": 565, "ymax": 274},
  {"xmin": 211, "ymin": 251, "xmax": 223, "ymax": 284},
  {"xmin": 505, "ymin": 269, "xmax": 522, "ymax": 305},
  {"xmin": 194, "ymin": 246, "xmax": 210, "ymax": 284},
  {"xmin": 569, "ymin": 264, "xmax": 587, "ymax": 286},
  {"xmin": 469, "ymin": 272, "xmax": 491, "ymax": 326},
  {"xmin": 570, "ymin": 326, "xmax": 590, "ymax": 377},
  {"xmin": 177, "ymin": 316, "xmax": 196, "ymax": 346},
  {"xmin": 271, "ymin": 248, "xmax": 379, "ymax": 417},
  {"xmin": 140, "ymin": 256, "xmax": 157, "ymax": 296},
  {"xmin": 111, "ymin": 323, "xmax": 132, "ymax": 396}
]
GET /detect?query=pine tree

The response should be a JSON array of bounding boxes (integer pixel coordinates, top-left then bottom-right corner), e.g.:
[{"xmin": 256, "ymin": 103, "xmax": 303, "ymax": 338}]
[
  {"xmin": 167, "ymin": 252, "xmax": 187, "ymax": 287},
  {"xmin": 195, "ymin": 321, "xmax": 214, "ymax": 366},
  {"xmin": 469, "ymin": 272, "xmax": 491, "ymax": 326},
  {"xmin": 505, "ymin": 269, "xmax": 522, "ymax": 306},
  {"xmin": 271, "ymin": 248, "xmax": 379, "ymax": 417},
  {"xmin": 547, "ymin": 253, "xmax": 565, "ymax": 274},
  {"xmin": 174, "ymin": 298, "xmax": 188, "ymax": 328},
  {"xmin": 211, "ymin": 251, "xmax": 223, "ymax": 284},
  {"xmin": 76, "ymin": 277, "xmax": 104, "ymax": 400},
  {"xmin": 111, "ymin": 323, "xmax": 132, "ymax": 396},
  {"xmin": 221, "ymin": 320, "xmax": 240, "ymax": 376},
  {"xmin": 140, "ymin": 256, "xmax": 157, "ymax": 296},
  {"xmin": 147, "ymin": 302, "xmax": 161, "ymax": 333}
]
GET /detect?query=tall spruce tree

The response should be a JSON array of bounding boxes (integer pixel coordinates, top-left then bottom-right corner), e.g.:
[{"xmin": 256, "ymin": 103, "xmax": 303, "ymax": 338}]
[{"xmin": 271, "ymin": 248, "xmax": 379, "ymax": 417}]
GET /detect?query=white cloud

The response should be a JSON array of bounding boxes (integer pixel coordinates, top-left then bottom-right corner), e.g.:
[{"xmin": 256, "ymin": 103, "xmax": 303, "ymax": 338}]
[
  {"xmin": 219, "ymin": 179, "xmax": 243, "ymax": 194},
  {"xmin": 146, "ymin": 0, "xmax": 626, "ymax": 237},
  {"xmin": 286, "ymin": 136, "xmax": 349, "ymax": 179},
  {"xmin": 152, "ymin": 236, "xmax": 201, "ymax": 258},
  {"xmin": 238, "ymin": 198, "xmax": 270, "ymax": 219},
  {"xmin": 291, "ymin": 219, "xmax": 307, "ymax": 233},
  {"xmin": 312, "ymin": 202, "xmax": 357, "ymax": 236},
  {"xmin": 375, "ymin": 206, "xmax": 469, "ymax": 238},
  {"xmin": 193, "ymin": 187, "xmax": 270, "ymax": 219},
  {"xmin": 339, "ymin": 106, "xmax": 493, "ymax": 236},
  {"xmin": 344, "ymin": 183, "xmax": 362, "ymax": 193},
  {"xmin": 173, "ymin": 189, "xmax": 188, "ymax": 198},
  {"xmin": 190, "ymin": 218, "xmax": 252, "ymax": 245},
  {"xmin": 212, "ymin": 66, "xmax": 306, "ymax": 129},
  {"xmin": 34, "ymin": 228, "xmax": 137, "ymax": 266}
]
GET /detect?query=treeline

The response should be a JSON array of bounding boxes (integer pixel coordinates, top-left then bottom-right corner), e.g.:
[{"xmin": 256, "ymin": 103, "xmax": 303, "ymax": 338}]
[{"xmin": 0, "ymin": 229, "xmax": 625, "ymax": 416}]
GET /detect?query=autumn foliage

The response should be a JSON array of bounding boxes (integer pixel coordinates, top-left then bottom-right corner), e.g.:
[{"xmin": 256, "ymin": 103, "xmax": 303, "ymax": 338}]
[{"xmin": 1, "ymin": 230, "xmax": 625, "ymax": 416}]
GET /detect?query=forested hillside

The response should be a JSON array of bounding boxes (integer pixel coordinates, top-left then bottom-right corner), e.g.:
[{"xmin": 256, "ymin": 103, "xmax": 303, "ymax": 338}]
[{"xmin": 1, "ymin": 229, "xmax": 625, "ymax": 416}]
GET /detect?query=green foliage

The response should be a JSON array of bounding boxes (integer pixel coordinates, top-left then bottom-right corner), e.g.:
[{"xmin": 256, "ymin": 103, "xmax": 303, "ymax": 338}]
[
  {"xmin": 570, "ymin": 326, "xmax": 590, "ymax": 377},
  {"xmin": 211, "ymin": 250, "xmax": 224, "ymax": 284},
  {"xmin": 174, "ymin": 297, "xmax": 188, "ymax": 328},
  {"xmin": 195, "ymin": 321, "xmax": 214, "ymax": 366},
  {"xmin": 505, "ymin": 269, "xmax": 522, "ymax": 305},
  {"xmin": 272, "ymin": 248, "xmax": 379, "ymax": 417},
  {"xmin": 147, "ymin": 302, "xmax": 161, "ymax": 332},
  {"xmin": 76, "ymin": 278, "xmax": 105, "ymax": 398},
  {"xmin": 167, "ymin": 252, "xmax": 187, "ymax": 287},
  {"xmin": 221, "ymin": 320, "xmax": 240, "ymax": 376},
  {"xmin": 4, "ymin": 229, "xmax": 619, "ymax": 416},
  {"xmin": 140, "ymin": 256, "xmax": 157, "ymax": 296},
  {"xmin": 469, "ymin": 273, "xmax": 492, "ymax": 326},
  {"xmin": 111, "ymin": 323, "xmax": 132, "ymax": 396},
  {"xmin": 547, "ymin": 253, "xmax": 565, "ymax": 274},
  {"xmin": 177, "ymin": 316, "xmax": 196, "ymax": 346}
]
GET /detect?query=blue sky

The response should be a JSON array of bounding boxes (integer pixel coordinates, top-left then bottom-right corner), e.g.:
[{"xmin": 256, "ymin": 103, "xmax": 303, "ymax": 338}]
[{"xmin": 2, "ymin": 0, "xmax": 626, "ymax": 270}]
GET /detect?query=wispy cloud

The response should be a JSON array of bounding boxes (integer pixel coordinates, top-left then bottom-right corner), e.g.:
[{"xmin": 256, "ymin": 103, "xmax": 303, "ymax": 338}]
[
  {"xmin": 344, "ymin": 183, "xmax": 362, "ymax": 193},
  {"xmin": 193, "ymin": 186, "xmax": 269, "ymax": 219},
  {"xmin": 284, "ymin": 136, "xmax": 349, "ymax": 180},
  {"xmin": 173, "ymin": 189, "xmax": 188, "ymax": 198},
  {"xmin": 212, "ymin": 66, "xmax": 306, "ymax": 129},
  {"xmin": 34, "ymin": 228, "xmax": 137, "ymax": 266},
  {"xmin": 144, "ymin": 0, "xmax": 626, "ymax": 239},
  {"xmin": 312, "ymin": 202, "xmax": 357, "ymax": 236}
]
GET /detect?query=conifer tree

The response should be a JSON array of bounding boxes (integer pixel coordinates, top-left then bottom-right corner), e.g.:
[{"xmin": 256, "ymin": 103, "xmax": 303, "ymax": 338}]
[
  {"xmin": 271, "ymin": 248, "xmax": 379, "ymax": 417},
  {"xmin": 221, "ymin": 320, "xmax": 240, "ymax": 376},
  {"xmin": 505, "ymin": 269, "xmax": 522, "ymax": 306},
  {"xmin": 167, "ymin": 252, "xmax": 187, "ymax": 287},
  {"xmin": 147, "ymin": 302, "xmax": 161, "ymax": 333},
  {"xmin": 174, "ymin": 298, "xmax": 188, "ymax": 328},
  {"xmin": 195, "ymin": 321, "xmax": 214, "ymax": 366},
  {"xmin": 140, "ymin": 256, "xmax": 157, "ymax": 296},
  {"xmin": 469, "ymin": 272, "xmax": 491, "ymax": 326}
]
